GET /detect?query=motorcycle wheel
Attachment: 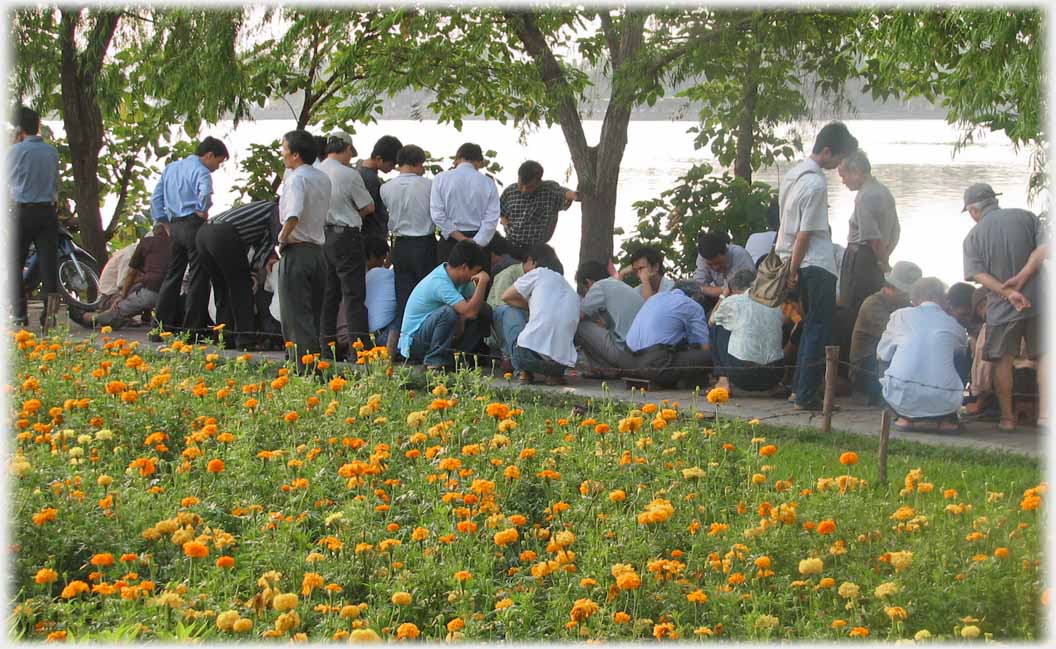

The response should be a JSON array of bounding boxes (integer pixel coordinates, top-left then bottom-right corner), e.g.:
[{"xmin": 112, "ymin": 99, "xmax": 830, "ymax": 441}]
[{"xmin": 56, "ymin": 253, "xmax": 103, "ymax": 310}]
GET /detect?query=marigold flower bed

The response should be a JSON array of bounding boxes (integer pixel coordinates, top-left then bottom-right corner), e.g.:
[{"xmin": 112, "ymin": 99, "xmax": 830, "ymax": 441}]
[{"xmin": 8, "ymin": 329, "xmax": 1045, "ymax": 641}]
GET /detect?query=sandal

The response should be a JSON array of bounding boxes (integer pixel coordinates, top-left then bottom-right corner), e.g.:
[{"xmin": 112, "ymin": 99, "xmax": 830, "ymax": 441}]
[{"xmin": 997, "ymin": 419, "xmax": 1018, "ymax": 433}]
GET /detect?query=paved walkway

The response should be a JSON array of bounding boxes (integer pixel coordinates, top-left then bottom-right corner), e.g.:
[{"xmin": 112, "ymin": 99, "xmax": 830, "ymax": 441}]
[{"xmin": 35, "ymin": 305, "xmax": 1041, "ymax": 458}]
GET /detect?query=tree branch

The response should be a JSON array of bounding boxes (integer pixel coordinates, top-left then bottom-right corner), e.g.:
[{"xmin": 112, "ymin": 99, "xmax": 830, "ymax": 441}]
[{"xmin": 105, "ymin": 156, "xmax": 137, "ymax": 240}]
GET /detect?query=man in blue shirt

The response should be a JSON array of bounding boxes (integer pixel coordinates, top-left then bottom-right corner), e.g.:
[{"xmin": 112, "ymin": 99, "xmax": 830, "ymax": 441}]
[
  {"xmin": 150, "ymin": 136, "xmax": 228, "ymax": 339},
  {"xmin": 622, "ymin": 280, "xmax": 713, "ymax": 388},
  {"xmin": 9, "ymin": 106, "xmax": 60, "ymax": 327}
]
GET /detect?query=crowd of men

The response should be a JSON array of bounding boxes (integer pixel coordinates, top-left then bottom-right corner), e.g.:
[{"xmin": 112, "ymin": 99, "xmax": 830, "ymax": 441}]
[{"xmin": 10, "ymin": 105, "xmax": 1046, "ymax": 431}]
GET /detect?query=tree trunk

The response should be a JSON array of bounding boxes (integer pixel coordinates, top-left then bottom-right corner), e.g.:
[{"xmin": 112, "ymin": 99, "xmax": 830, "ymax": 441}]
[
  {"xmin": 58, "ymin": 9, "xmax": 120, "ymax": 265},
  {"xmin": 733, "ymin": 48, "xmax": 761, "ymax": 181}
]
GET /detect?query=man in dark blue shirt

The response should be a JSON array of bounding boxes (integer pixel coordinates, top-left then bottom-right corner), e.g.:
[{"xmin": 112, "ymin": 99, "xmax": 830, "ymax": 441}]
[
  {"xmin": 8, "ymin": 106, "xmax": 60, "ymax": 327},
  {"xmin": 356, "ymin": 135, "xmax": 402, "ymax": 240}
]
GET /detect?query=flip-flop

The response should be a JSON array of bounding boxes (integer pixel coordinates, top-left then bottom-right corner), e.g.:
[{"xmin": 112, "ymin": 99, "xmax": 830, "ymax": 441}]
[{"xmin": 997, "ymin": 420, "xmax": 1018, "ymax": 433}]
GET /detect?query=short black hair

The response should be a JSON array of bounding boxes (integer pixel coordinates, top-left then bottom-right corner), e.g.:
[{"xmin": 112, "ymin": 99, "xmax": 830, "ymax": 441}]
[
  {"xmin": 363, "ymin": 235, "xmax": 389, "ymax": 261},
  {"xmin": 517, "ymin": 160, "xmax": 544, "ymax": 184},
  {"xmin": 812, "ymin": 121, "xmax": 858, "ymax": 157},
  {"xmin": 526, "ymin": 243, "xmax": 560, "ymax": 271},
  {"xmin": 13, "ymin": 106, "xmax": 40, "ymax": 135},
  {"xmin": 325, "ymin": 136, "xmax": 355, "ymax": 156},
  {"xmin": 448, "ymin": 239, "xmax": 488, "ymax": 270},
  {"xmin": 196, "ymin": 136, "xmax": 229, "ymax": 160},
  {"xmin": 455, "ymin": 142, "xmax": 484, "ymax": 163},
  {"xmin": 283, "ymin": 130, "xmax": 318, "ymax": 166},
  {"xmin": 696, "ymin": 231, "xmax": 730, "ymax": 260},
  {"xmin": 396, "ymin": 144, "xmax": 426, "ymax": 167},
  {"xmin": 485, "ymin": 232, "xmax": 511, "ymax": 257},
  {"xmin": 371, "ymin": 135, "xmax": 403, "ymax": 163},
  {"xmin": 630, "ymin": 245, "xmax": 664, "ymax": 272},
  {"xmin": 575, "ymin": 260, "xmax": 609, "ymax": 285},
  {"xmin": 948, "ymin": 282, "xmax": 976, "ymax": 311}
]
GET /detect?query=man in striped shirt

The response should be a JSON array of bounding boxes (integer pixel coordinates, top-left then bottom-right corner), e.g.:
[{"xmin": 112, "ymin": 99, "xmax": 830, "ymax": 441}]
[{"xmin": 195, "ymin": 201, "xmax": 280, "ymax": 350}]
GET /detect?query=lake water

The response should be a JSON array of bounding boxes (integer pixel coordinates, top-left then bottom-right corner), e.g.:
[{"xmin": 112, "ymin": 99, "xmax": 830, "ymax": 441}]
[{"xmin": 102, "ymin": 118, "xmax": 1040, "ymax": 287}]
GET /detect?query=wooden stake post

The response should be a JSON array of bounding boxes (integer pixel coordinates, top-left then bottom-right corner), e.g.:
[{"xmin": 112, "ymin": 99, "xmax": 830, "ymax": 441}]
[
  {"xmin": 878, "ymin": 408, "xmax": 892, "ymax": 483},
  {"xmin": 821, "ymin": 346, "xmax": 838, "ymax": 433}
]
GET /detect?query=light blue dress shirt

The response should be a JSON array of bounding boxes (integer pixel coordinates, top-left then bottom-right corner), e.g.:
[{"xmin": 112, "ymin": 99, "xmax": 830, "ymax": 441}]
[
  {"xmin": 625, "ymin": 289, "xmax": 711, "ymax": 352},
  {"xmin": 8, "ymin": 135, "xmax": 59, "ymax": 203},
  {"xmin": 429, "ymin": 162, "xmax": 500, "ymax": 247},
  {"xmin": 150, "ymin": 155, "xmax": 213, "ymax": 222}
]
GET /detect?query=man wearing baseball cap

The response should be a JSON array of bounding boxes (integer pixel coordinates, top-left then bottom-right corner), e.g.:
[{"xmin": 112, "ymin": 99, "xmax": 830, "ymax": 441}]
[{"xmin": 961, "ymin": 182, "xmax": 1046, "ymax": 431}]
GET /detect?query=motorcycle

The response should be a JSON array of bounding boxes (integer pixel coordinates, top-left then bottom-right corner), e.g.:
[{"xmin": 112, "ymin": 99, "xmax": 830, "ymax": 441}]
[{"xmin": 22, "ymin": 223, "xmax": 104, "ymax": 310}]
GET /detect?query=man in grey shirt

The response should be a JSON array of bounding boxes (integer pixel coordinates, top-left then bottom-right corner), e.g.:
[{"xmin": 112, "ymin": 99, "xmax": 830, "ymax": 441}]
[
  {"xmin": 961, "ymin": 182, "xmax": 1046, "ymax": 431},
  {"xmin": 693, "ymin": 231, "xmax": 756, "ymax": 309},
  {"xmin": 574, "ymin": 260, "xmax": 645, "ymax": 375}
]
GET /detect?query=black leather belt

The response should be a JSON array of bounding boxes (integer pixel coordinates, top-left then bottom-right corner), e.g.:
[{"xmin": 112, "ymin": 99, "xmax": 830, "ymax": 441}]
[
  {"xmin": 326, "ymin": 224, "xmax": 360, "ymax": 232},
  {"xmin": 16, "ymin": 202, "xmax": 55, "ymax": 208}
]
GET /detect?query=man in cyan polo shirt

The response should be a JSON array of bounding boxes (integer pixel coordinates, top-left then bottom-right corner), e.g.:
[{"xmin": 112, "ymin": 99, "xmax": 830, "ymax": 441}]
[
  {"xmin": 9, "ymin": 106, "xmax": 60, "ymax": 327},
  {"xmin": 150, "ymin": 136, "xmax": 228, "ymax": 338}
]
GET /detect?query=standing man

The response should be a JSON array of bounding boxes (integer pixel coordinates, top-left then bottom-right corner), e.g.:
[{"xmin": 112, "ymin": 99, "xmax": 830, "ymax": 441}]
[
  {"xmin": 357, "ymin": 135, "xmax": 402, "ymax": 240},
  {"xmin": 961, "ymin": 182, "xmax": 1046, "ymax": 431},
  {"xmin": 150, "ymin": 136, "xmax": 228, "ymax": 338},
  {"xmin": 430, "ymin": 142, "xmax": 500, "ymax": 264},
  {"xmin": 276, "ymin": 130, "xmax": 332, "ymax": 372},
  {"xmin": 500, "ymin": 160, "xmax": 579, "ymax": 260},
  {"xmin": 775, "ymin": 121, "xmax": 858, "ymax": 411},
  {"xmin": 381, "ymin": 144, "xmax": 436, "ymax": 357},
  {"xmin": 9, "ymin": 106, "xmax": 60, "ymax": 328},
  {"xmin": 319, "ymin": 131, "xmax": 375, "ymax": 357}
]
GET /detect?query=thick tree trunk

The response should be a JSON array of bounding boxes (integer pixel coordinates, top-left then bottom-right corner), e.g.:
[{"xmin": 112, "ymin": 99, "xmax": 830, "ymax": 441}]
[{"xmin": 733, "ymin": 48, "xmax": 761, "ymax": 181}]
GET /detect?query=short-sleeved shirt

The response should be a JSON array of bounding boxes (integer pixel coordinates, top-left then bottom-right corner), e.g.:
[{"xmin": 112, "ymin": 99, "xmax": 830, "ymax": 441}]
[
  {"xmin": 500, "ymin": 181, "xmax": 572, "ymax": 246},
  {"xmin": 848, "ymin": 177, "xmax": 900, "ymax": 252},
  {"xmin": 775, "ymin": 159, "xmax": 836, "ymax": 276},
  {"xmin": 580, "ymin": 277, "xmax": 645, "ymax": 343},
  {"xmin": 710, "ymin": 292, "xmax": 783, "ymax": 364},
  {"xmin": 399, "ymin": 263, "xmax": 475, "ymax": 357},
  {"xmin": 129, "ymin": 233, "xmax": 172, "ymax": 292},
  {"xmin": 848, "ymin": 290, "xmax": 908, "ymax": 365},
  {"xmin": 962, "ymin": 206, "xmax": 1043, "ymax": 326},
  {"xmin": 693, "ymin": 244, "xmax": 756, "ymax": 287},
  {"xmin": 625, "ymin": 289, "xmax": 710, "ymax": 352},
  {"xmin": 356, "ymin": 162, "xmax": 389, "ymax": 239},
  {"xmin": 511, "ymin": 267, "xmax": 580, "ymax": 367},
  {"xmin": 380, "ymin": 172, "xmax": 434, "ymax": 237},
  {"xmin": 745, "ymin": 231, "xmax": 777, "ymax": 263},
  {"xmin": 279, "ymin": 164, "xmax": 331, "ymax": 246},
  {"xmin": 8, "ymin": 135, "xmax": 59, "ymax": 203},
  {"xmin": 488, "ymin": 263, "xmax": 526, "ymax": 309},
  {"xmin": 639, "ymin": 275, "xmax": 675, "ymax": 300},
  {"xmin": 98, "ymin": 244, "xmax": 138, "ymax": 297},
  {"xmin": 319, "ymin": 158, "xmax": 374, "ymax": 228},
  {"xmin": 366, "ymin": 266, "xmax": 397, "ymax": 332}
]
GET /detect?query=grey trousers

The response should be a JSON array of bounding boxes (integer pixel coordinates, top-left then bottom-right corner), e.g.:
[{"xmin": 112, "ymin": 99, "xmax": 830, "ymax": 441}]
[
  {"xmin": 575, "ymin": 321, "xmax": 635, "ymax": 377},
  {"xmin": 278, "ymin": 244, "xmax": 326, "ymax": 370},
  {"xmin": 92, "ymin": 286, "xmax": 158, "ymax": 327}
]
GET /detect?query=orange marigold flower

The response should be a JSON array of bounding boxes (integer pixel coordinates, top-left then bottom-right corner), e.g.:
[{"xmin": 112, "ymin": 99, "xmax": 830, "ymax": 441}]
[
  {"xmin": 839, "ymin": 451, "xmax": 858, "ymax": 466},
  {"xmin": 816, "ymin": 519, "xmax": 837, "ymax": 535},
  {"xmin": 207, "ymin": 458, "xmax": 225, "ymax": 473},
  {"xmin": 34, "ymin": 568, "xmax": 59, "ymax": 584},
  {"xmin": 216, "ymin": 556, "xmax": 236, "ymax": 569},
  {"xmin": 758, "ymin": 444, "xmax": 777, "ymax": 457},
  {"xmin": 60, "ymin": 580, "xmax": 89, "ymax": 599},
  {"xmin": 90, "ymin": 552, "xmax": 115, "ymax": 567},
  {"xmin": 182, "ymin": 541, "xmax": 209, "ymax": 559}
]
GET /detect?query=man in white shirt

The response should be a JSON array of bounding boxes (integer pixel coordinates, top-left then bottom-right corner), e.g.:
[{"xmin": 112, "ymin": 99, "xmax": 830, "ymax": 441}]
[
  {"xmin": 574, "ymin": 260, "xmax": 645, "ymax": 376},
  {"xmin": 277, "ymin": 130, "xmax": 332, "ymax": 372},
  {"xmin": 430, "ymin": 142, "xmax": 500, "ymax": 264},
  {"xmin": 619, "ymin": 245, "xmax": 675, "ymax": 300},
  {"xmin": 318, "ymin": 131, "xmax": 375, "ymax": 358},
  {"xmin": 380, "ymin": 144, "xmax": 436, "ymax": 358},
  {"xmin": 878, "ymin": 277, "xmax": 968, "ymax": 432},
  {"xmin": 709, "ymin": 269, "xmax": 784, "ymax": 393},
  {"xmin": 495, "ymin": 256, "xmax": 579, "ymax": 385},
  {"xmin": 743, "ymin": 198, "xmax": 781, "ymax": 264},
  {"xmin": 775, "ymin": 121, "xmax": 858, "ymax": 410}
]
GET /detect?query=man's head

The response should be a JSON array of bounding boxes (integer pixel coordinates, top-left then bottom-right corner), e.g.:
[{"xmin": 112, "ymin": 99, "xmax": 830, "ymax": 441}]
[
  {"xmin": 524, "ymin": 243, "xmax": 562, "ymax": 275},
  {"xmin": 882, "ymin": 260, "xmax": 923, "ymax": 301},
  {"xmin": 447, "ymin": 239, "xmax": 488, "ymax": 283},
  {"xmin": 12, "ymin": 106, "xmax": 40, "ymax": 139},
  {"xmin": 696, "ymin": 231, "xmax": 732, "ymax": 273},
  {"xmin": 575, "ymin": 260, "xmax": 609, "ymax": 296},
  {"xmin": 281, "ymin": 130, "xmax": 317, "ymax": 169},
  {"xmin": 727, "ymin": 269, "xmax": 756, "ymax": 295},
  {"xmin": 364, "ymin": 235, "xmax": 390, "ymax": 269},
  {"xmin": 325, "ymin": 131, "xmax": 357, "ymax": 164},
  {"xmin": 196, "ymin": 136, "xmax": 229, "ymax": 172},
  {"xmin": 516, "ymin": 160, "xmax": 545, "ymax": 194},
  {"xmin": 811, "ymin": 121, "xmax": 858, "ymax": 169},
  {"xmin": 909, "ymin": 276, "xmax": 947, "ymax": 308},
  {"xmin": 454, "ymin": 142, "xmax": 484, "ymax": 168},
  {"xmin": 674, "ymin": 280, "xmax": 705, "ymax": 306},
  {"xmin": 946, "ymin": 281, "xmax": 977, "ymax": 325},
  {"xmin": 396, "ymin": 144, "xmax": 427, "ymax": 174},
  {"xmin": 837, "ymin": 149, "xmax": 872, "ymax": 191},
  {"xmin": 962, "ymin": 183, "xmax": 1001, "ymax": 222},
  {"xmin": 370, "ymin": 135, "xmax": 403, "ymax": 172},
  {"xmin": 630, "ymin": 245, "xmax": 664, "ymax": 278},
  {"xmin": 485, "ymin": 232, "xmax": 512, "ymax": 263}
]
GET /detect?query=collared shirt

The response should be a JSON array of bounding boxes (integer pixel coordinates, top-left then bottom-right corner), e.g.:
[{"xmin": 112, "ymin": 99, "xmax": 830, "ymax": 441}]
[
  {"xmin": 279, "ymin": 164, "xmax": 331, "ymax": 246},
  {"xmin": 963, "ymin": 205, "xmax": 1044, "ymax": 326},
  {"xmin": 847, "ymin": 176, "xmax": 900, "ymax": 251},
  {"xmin": 381, "ymin": 172, "xmax": 434, "ymax": 237},
  {"xmin": 500, "ymin": 180, "xmax": 572, "ymax": 246},
  {"xmin": 580, "ymin": 277, "xmax": 645, "ymax": 344},
  {"xmin": 430, "ymin": 162, "xmax": 500, "ymax": 247},
  {"xmin": 487, "ymin": 263, "xmax": 525, "ymax": 309},
  {"xmin": 319, "ymin": 158, "xmax": 373, "ymax": 229},
  {"xmin": 745, "ymin": 231, "xmax": 776, "ymax": 263},
  {"xmin": 8, "ymin": 135, "xmax": 59, "ymax": 203},
  {"xmin": 150, "ymin": 155, "xmax": 213, "ymax": 221},
  {"xmin": 849, "ymin": 289, "xmax": 909, "ymax": 365},
  {"xmin": 775, "ymin": 158, "xmax": 836, "ymax": 276},
  {"xmin": 511, "ymin": 268, "xmax": 580, "ymax": 367},
  {"xmin": 626, "ymin": 289, "xmax": 710, "ymax": 352},
  {"xmin": 639, "ymin": 275, "xmax": 675, "ymax": 301},
  {"xmin": 210, "ymin": 201, "xmax": 281, "ymax": 272},
  {"xmin": 366, "ymin": 266, "xmax": 396, "ymax": 332},
  {"xmin": 693, "ymin": 244, "xmax": 756, "ymax": 287},
  {"xmin": 399, "ymin": 263, "xmax": 475, "ymax": 357},
  {"xmin": 710, "ymin": 292, "xmax": 783, "ymax": 364},
  {"xmin": 877, "ymin": 302, "xmax": 968, "ymax": 418},
  {"xmin": 356, "ymin": 162, "xmax": 389, "ymax": 239}
]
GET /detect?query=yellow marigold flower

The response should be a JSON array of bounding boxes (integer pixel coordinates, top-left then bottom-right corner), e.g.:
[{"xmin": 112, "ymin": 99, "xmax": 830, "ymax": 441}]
[
  {"xmin": 914, "ymin": 629, "xmax": 932, "ymax": 640},
  {"xmin": 349, "ymin": 628, "xmax": 381, "ymax": 642},
  {"xmin": 706, "ymin": 387, "xmax": 729, "ymax": 404},
  {"xmin": 687, "ymin": 589, "xmax": 708, "ymax": 604},
  {"xmin": 798, "ymin": 558, "xmax": 823, "ymax": 575},
  {"xmin": 395, "ymin": 623, "xmax": 419, "ymax": 640},
  {"xmin": 837, "ymin": 582, "xmax": 860, "ymax": 599},
  {"xmin": 272, "ymin": 593, "xmax": 299, "ymax": 611},
  {"xmin": 682, "ymin": 466, "xmax": 705, "ymax": 479},
  {"xmin": 391, "ymin": 591, "xmax": 412, "ymax": 606},
  {"xmin": 960, "ymin": 625, "xmax": 981, "ymax": 639},
  {"xmin": 888, "ymin": 550, "xmax": 913, "ymax": 572},
  {"xmin": 874, "ymin": 582, "xmax": 898, "ymax": 598},
  {"xmin": 884, "ymin": 606, "xmax": 908, "ymax": 621},
  {"xmin": 568, "ymin": 598, "xmax": 599, "ymax": 622},
  {"xmin": 216, "ymin": 610, "xmax": 240, "ymax": 631},
  {"xmin": 494, "ymin": 528, "xmax": 519, "ymax": 547},
  {"xmin": 755, "ymin": 614, "xmax": 779, "ymax": 630},
  {"xmin": 495, "ymin": 598, "xmax": 514, "ymax": 610}
]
